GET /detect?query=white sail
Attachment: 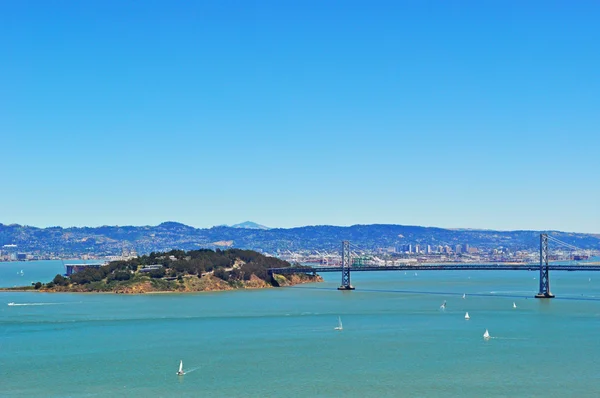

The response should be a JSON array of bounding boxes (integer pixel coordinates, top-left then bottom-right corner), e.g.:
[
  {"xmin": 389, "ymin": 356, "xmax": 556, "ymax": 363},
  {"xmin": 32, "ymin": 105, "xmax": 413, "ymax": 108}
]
[
  {"xmin": 177, "ymin": 360, "xmax": 184, "ymax": 375},
  {"xmin": 483, "ymin": 329, "xmax": 490, "ymax": 339},
  {"xmin": 462, "ymin": 293, "xmax": 466, "ymax": 299},
  {"xmin": 513, "ymin": 302, "xmax": 517, "ymax": 309},
  {"xmin": 465, "ymin": 312, "xmax": 470, "ymax": 320},
  {"xmin": 335, "ymin": 316, "xmax": 343, "ymax": 330}
]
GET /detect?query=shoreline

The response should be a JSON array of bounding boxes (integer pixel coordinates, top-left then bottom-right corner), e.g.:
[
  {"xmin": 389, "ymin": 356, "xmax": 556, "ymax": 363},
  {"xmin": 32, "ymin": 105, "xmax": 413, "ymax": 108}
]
[{"xmin": 0, "ymin": 274, "xmax": 323, "ymax": 295}]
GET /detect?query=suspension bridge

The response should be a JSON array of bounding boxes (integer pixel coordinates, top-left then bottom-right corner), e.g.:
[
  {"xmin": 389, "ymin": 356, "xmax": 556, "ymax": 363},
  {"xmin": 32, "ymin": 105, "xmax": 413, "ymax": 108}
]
[{"xmin": 268, "ymin": 234, "xmax": 600, "ymax": 298}]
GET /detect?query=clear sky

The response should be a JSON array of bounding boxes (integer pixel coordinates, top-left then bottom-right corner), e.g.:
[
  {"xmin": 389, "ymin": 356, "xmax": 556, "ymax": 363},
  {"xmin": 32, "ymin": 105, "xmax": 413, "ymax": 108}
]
[{"xmin": 1, "ymin": 1, "xmax": 599, "ymax": 233}]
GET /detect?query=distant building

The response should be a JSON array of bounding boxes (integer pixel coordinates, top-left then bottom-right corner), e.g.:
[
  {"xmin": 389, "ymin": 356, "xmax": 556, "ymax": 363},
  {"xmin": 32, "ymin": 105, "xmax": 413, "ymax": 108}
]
[
  {"xmin": 426, "ymin": 245, "xmax": 431, "ymax": 254},
  {"xmin": 2, "ymin": 244, "xmax": 17, "ymax": 261},
  {"xmin": 139, "ymin": 264, "xmax": 164, "ymax": 273},
  {"xmin": 455, "ymin": 245, "xmax": 462, "ymax": 254},
  {"xmin": 65, "ymin": 263, "xmax": 103, "ymax": 276}
]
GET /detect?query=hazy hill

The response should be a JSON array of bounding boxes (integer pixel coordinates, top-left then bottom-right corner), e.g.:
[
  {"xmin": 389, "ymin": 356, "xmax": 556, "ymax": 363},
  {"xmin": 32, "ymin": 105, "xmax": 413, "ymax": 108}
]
[{"xmin": 228, "ymin": 221, "xmax": 270, "ymax": 230}]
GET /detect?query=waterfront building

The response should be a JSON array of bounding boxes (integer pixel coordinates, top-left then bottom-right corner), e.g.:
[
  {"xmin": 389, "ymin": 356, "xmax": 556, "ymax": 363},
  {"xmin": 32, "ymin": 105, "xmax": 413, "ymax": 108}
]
[{"xmin": 65, "ymin": 263, "xmax": 103, "ymax": 276}]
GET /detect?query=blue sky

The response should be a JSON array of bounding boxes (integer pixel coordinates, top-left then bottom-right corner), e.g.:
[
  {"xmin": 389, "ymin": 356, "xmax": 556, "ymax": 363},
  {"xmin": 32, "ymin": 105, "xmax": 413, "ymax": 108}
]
[{"xmin": 1, "ymin": 1, "xmax": 599, "ymax": 232}]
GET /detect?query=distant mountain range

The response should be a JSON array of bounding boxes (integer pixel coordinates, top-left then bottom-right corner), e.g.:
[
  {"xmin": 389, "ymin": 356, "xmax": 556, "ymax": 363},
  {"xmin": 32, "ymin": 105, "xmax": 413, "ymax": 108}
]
[{"xmin": 0, "ymin": 222, "xmax": 598, "ymax": 257}]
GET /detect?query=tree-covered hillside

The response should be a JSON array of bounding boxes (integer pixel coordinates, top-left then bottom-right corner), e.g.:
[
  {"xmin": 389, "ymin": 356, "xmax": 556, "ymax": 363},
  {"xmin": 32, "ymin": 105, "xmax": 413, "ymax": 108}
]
[{"xmin": 41, "ymin": 248, "xmax": 317, "ymax": 293}]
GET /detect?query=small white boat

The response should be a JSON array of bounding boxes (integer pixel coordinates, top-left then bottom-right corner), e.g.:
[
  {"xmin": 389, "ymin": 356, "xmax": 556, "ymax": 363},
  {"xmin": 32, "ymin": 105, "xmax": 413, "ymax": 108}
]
[
  {"xmin": 7, "ymin": 302, "xmax": 15, "ymax": 306},
  {"xmin": 483, "ymin": 329, "xmax": 490, "ymax": 340},
  {"xmin": 513, "ymin": 302, "xmax": 517, "ymax": 309},
  {"xmin": 334, "ymin": 316, "xmax": 343, "ymax": 331},
  {"xmin": 176, "ymin": 360, "xmax": 185, "ymax": 376},
  {"xmin": 462, "ymin": 293, "xmax": 466, "ymax": 299},
  {"xmin": 465, "ymin": 312, "xmax": 470, "ymax": 320},
  {"xmin": 440, "ymin": 300, "xmax": 446, "ymax": 311}
]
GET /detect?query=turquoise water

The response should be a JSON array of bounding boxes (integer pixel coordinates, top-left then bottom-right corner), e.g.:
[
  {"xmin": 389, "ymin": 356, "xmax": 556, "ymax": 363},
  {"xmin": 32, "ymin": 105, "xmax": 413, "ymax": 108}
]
[
  {"xmin": 0, "ymin": 260, "xmax": 101, "ymax": 289},
  {"xmin": 2, "ymin": 262, "xmax": 600, "ymax": 397}
]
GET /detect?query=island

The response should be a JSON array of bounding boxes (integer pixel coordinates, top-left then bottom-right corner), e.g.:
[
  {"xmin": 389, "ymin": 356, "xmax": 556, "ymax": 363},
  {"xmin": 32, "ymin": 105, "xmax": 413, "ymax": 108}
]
[{"xmin": 10, "ymin": 249, "xmax": 322, "ymax": 293}]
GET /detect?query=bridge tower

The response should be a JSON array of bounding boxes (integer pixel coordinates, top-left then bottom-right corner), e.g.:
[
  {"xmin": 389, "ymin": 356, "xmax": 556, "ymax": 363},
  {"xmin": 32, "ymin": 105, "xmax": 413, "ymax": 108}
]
[
  {"xmin": 338, "ymin": 240, "xmax": 355, "ymax": 290},
  {"xmin": 535, "ymin": 233, "xmax": 555, "ymax": 298}
]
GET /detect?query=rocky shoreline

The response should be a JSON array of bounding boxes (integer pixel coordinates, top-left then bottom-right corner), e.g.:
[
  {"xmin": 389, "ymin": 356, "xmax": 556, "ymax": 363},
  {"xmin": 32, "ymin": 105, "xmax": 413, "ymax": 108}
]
[{"xmin": 1, "ymin": 273, "xmax": 323, "ymax": 294}]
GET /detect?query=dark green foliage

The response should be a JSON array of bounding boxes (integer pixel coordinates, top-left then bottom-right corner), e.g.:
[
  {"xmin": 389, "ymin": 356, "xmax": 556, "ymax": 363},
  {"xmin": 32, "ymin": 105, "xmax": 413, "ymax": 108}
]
[
  {"xmin": 240, "ymin": 262, "xmax": 268, "ymax": 281},
  {"xmin": 53, "ymin": 274, "xmax": 68, "ymax": 286},
  {"xmin": 70, "ymin": 267, "xmax": 107, "ymax": 285},
  {"xmin": 34, "ymin": 282, "xmax": 42, "ymax": 289},
  {"xmin": 149, "ymin": 268, "xmax": 166, "ymax": 278},
  {"xmin": 111, "ymin": 271, "xmax": 131, "ymax": 281},
  {"xmin": 63, "ymin": 248, "xmax": 293, "ymax": 288},
  {"xmin": 213, "ymin": 268, "xmax": 229, "ymax": 281}
]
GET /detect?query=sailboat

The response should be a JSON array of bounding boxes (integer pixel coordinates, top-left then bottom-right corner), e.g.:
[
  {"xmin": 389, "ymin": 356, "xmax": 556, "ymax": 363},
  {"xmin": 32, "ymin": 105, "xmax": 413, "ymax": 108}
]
[
  {"xmin": 462, "ymin": 293, "xmax": 466, "ymax": 299},
  {"xmin": 176, "ymin": 360, "xmax": 185, "ymax": 376},
  {"xmin": 465, "ymin": 312, "xmax": 470, "ymax": 320},
  {"xmin": 440, "ymin": 300, "xmax": 446, "ymax": 311},
  {"xmin": 483, "ymin": 329, "xmax": 490, "ymax": 340},
  {"xmin": 513, "ymin": 302, "xmax": 517, "ymax": 309},
  {"xmin": 334, "ymin": 316, "xmax": 343, "ymax": 331}
]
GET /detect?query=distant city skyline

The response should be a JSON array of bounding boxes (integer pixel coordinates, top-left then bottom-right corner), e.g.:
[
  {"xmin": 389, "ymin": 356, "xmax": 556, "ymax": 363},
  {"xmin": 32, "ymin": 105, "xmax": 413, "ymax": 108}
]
[{"xmin": 2, "ymin": 2, "xmax": 599, "ymax": 234}]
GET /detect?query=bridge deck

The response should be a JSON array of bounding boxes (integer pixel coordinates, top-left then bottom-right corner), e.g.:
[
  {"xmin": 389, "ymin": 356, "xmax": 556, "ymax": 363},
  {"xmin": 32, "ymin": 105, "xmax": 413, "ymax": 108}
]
[{"xmin": 269, "ymin": 264, "xmax": 600, "ymax": 274}]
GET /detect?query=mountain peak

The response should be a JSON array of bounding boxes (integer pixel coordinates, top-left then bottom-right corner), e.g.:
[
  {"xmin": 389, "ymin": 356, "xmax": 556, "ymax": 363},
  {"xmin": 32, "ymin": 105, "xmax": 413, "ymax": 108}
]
[{"xmin": 229, "ymin": 221, "xmax": 270, "ymax": 230}]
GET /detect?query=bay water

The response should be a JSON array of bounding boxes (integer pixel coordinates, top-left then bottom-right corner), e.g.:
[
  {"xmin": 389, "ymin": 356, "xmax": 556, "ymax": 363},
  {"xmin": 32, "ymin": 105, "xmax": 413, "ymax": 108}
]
[{"xmin": 2, "ymin": 261, "xmax": 600, "ymax": 397}]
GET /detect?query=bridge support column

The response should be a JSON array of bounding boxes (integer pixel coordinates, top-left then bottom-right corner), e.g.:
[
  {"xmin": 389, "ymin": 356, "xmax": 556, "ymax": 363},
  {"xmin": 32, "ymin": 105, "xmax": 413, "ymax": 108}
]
[
  {"xmin": 338, "ymin": 240, "xmax": 355, "ymax": 290},
  {"xmin": 535, "ymin": 233, "xmax": 555, "ymax": 298}
]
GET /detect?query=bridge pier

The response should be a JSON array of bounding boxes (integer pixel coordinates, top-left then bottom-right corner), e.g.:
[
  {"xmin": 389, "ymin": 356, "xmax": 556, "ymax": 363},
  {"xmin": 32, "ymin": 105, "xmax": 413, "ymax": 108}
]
[
  {"xmin": 535, "ymin": 234, "xmax": 555, "ymax": 299},
  {"xmin": 338, "ymin": 240, "xmax": 355, "ymax": 290}
]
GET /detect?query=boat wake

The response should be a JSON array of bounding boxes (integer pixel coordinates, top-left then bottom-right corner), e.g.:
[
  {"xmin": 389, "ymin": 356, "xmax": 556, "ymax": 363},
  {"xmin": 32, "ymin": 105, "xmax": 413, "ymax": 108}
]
[
  {"xmin": 7, "ymin": 302, "xmax": 66, "ymax": 306},
  {"xmin": 183, "ymin": 366, "xmax": 200, "ymax": 374},
  {"xmin": 488, "ymin": 291, "xmax": 531, "ymax": 295}
]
